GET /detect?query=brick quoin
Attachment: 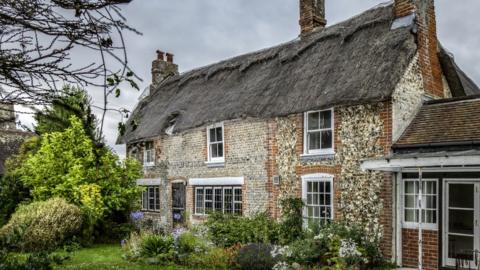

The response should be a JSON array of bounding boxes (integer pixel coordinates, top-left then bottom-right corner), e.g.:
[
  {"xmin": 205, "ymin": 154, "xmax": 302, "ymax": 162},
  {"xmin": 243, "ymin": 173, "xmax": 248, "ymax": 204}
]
[{"xmin": 395, "ymin": 0, "xmax": 444, "ymax": 98}]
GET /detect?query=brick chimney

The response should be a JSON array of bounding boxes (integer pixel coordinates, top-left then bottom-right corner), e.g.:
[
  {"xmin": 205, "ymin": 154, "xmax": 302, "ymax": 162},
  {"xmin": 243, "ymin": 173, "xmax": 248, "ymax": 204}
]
[
  {"xmin": 394, "ymin": 0, "xmax": 444, "ymax": 98},
  {"xmin": 151, "ymin": 50, "xmax": 179, "ymax": 90},
  {"xmin": 299, "ymin": 0, "xmax": 326, "ymax": 35}
]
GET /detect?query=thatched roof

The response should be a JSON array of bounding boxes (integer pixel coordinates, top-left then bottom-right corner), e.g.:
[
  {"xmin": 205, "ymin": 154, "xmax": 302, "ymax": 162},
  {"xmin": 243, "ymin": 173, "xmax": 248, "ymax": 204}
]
[{"xmin": 117, "ymin": 3, "xmax": 476, "ymax": 144}]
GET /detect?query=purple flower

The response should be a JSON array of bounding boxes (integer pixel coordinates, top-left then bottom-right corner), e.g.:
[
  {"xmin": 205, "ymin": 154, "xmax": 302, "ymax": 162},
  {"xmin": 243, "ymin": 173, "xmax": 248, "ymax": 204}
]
[
  {"xmin": 130, "ymin": 211, "xmax": 144, "ymax": 221},
  {"xmin": 121, "ymin": 239, "xmax": 127, "ymax": 247}
]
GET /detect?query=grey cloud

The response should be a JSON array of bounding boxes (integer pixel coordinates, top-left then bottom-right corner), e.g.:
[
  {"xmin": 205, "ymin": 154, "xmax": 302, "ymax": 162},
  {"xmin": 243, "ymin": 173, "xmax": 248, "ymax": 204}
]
[{"xmin": 20, "ymin": 0, "xmax": 480, "ymax": 158}]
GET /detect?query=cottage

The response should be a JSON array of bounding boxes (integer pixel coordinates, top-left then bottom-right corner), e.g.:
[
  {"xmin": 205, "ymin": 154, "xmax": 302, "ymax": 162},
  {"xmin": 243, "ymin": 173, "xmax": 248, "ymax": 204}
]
[{"xmin": 118, "ymin": 0, "xmax": 480, "ymax": 269}]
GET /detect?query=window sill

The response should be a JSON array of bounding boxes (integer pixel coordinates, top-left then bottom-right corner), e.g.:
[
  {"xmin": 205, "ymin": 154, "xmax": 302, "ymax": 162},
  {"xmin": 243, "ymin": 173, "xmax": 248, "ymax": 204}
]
[
  {"xmin": 300, "ymin": 152, "xmax": 335, "ymax": 161},
  {"xmin": 402, "ymin": 223, "xmax": 438, "ymax": 231},
  {"xmin": 143, "ymin": 163, "xmax": 155, "ymax": 168},
  {"xmin": 205, "ymin": 161, "xmax": 225, "ymax": 168}
]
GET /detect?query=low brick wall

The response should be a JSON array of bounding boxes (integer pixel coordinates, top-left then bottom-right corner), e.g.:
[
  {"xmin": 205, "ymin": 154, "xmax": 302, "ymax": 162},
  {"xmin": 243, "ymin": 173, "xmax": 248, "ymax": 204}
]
[{"xmin": 402, "ymin": 228, "xmax": 438, "ymax": 269}]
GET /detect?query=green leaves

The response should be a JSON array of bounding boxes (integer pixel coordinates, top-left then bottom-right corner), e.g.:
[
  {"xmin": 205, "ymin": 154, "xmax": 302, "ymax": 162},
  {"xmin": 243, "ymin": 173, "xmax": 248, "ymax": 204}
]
[{"xmin": 19, "ymin": 116, "xmax": 142, "ymax": 222}]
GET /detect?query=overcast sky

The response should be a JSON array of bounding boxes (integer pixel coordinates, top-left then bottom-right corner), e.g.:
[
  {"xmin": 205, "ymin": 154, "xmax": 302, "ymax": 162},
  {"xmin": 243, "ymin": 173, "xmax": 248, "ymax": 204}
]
[{"xmin": 19, "ymin": 0, "xmax": 480, "ymax": 157}]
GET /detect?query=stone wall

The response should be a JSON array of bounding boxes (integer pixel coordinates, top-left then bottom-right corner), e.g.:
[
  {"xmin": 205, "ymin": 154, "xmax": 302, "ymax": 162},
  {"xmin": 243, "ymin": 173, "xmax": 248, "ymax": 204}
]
[
  {"xmin": 0, "ymin": 103, "xmax": 15, "ymax": 130},
  {"xmin": 129, "ymin": 118, "xmax": 270, "ymax": 227},
  {"xmin": 392, "ymin": 54, "xmax": 424, "ymax": 142}
]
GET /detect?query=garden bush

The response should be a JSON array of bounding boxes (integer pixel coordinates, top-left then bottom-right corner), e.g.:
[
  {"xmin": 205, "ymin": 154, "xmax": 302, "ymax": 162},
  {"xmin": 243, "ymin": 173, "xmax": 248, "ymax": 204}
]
[
  {"xmin": 235, "ymin": 243, "xmax": 276, "ymax": 270},
  {"xmin": 278, "ymin": 197, "xmax": 304, "ymax": 245},
  {"xmin": 205, "ymin": 212, "xmax": 279, "ymax": 247},
  {"xmin": 122, "ymin": 231, "xmax": 175, "ymax": 265},
  {"xmin": 0, "ymin": 198, "xmax": 83, "ymax": 252}
]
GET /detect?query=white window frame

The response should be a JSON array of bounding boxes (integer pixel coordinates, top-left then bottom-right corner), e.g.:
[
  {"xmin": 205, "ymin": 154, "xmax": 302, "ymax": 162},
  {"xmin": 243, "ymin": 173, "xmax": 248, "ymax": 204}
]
[
  {"xmin": 303, "ymin": 109, "xmax": 335, "ymax": 156},
  {"xmin": 194, "ymin": 186, "xmax": 242, "ymax": 215},
  {"xmin": 206, "ymin": 123, "xmax": 225, "ymax": 164},
  {"xmin": 301, "ymin": 173, "xmax": 334, "ymax": 224},
  {"xmin": 143, "ymin": 141, "xmax": 155, "ymax": 167},
  {"xmin": 402, "ymin": 178, "xmax": 438, "ymax": 230},
  {"xmin": 141, "ymin": 186, "xmax": 160, "ymax": 212}
]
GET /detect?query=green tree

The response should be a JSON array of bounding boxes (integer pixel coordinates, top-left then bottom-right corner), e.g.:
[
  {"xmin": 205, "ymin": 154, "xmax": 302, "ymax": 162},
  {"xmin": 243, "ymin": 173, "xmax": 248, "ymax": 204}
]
[
  {"xmin": 19, "ymin": 116, "xmax": 141, "ymax": 225},
  {"xmin": 35, "ymin": 85, "xmax": 98, "ymax": 143}
]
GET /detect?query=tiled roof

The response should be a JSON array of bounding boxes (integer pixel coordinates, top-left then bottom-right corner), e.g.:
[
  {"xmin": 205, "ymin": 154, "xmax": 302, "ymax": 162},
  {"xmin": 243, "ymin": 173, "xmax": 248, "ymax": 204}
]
[{"xmin": 395, "ymin": 96, "xmax": 480, "ymax": 147}]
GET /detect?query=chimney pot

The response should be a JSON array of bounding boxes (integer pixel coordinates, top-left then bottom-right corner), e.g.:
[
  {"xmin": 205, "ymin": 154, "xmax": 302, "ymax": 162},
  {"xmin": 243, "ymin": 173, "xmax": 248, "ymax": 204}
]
[
  {"xmin": 156, "ymin": 50, "xmax": 165, "ymax": 61},
  {"xmin": 166, "ymin": 53, "xmax": 174, "ymax": 63}
]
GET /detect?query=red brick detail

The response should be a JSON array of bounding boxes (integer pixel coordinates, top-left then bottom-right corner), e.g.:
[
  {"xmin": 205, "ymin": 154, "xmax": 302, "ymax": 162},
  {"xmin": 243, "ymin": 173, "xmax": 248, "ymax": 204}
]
[
  {"xmin": 402, "ymin": 228, "xmax": 439, "ymax": 270},
  {"xmin": 378, "ymin": 102, "xmax": 394, "ymax": 259},
  {"xmin": 394, "ymin": 0, "xmax": 416, "ymax": 18},
  {"xmin": 394, "ymin": 0, "xmax": 444, "ymax": 98},
  {"xmin": 265, "ymin": 119, "xmax": 280, "ymax": 219}
]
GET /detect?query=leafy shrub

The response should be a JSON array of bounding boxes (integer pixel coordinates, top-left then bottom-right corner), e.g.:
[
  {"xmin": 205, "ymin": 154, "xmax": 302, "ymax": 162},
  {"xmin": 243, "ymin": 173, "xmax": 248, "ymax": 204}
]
[
  {"xmin": 122, "ymin": 232, "xmax": 175, "ymax": 265},
  {"xmin": 278, "ymin": 198, "xmax": 304, "ymax": 244},
  {"xmin": 314, "ymin": 223, "xmax": 384, "ymax": 269},
  {"xmin": 0, "ymin": 198, "xmax": 83, "ymax": 252},
  {"xmin": 205, "ymin": 212, "xmax": 279, "ymax": 247},
  {"xmin": 180, "ymin": 247, "xmax": 233, "ymax": 270},
  {"xmin": 177, "ymin": 232, "xmax": 209, "ymax": 255},
  {"xmin": 235, "ymin": 243, "xmax": 276, "ymax": 270}
]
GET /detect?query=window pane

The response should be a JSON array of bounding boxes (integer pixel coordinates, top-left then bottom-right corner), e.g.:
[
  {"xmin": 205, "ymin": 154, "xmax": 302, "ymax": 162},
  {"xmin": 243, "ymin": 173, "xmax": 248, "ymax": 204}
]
[
  {"xmin": 205, "ymin": 188, "xmax": 213, "ymax": 201},
  {"xmin": 217, "ymin": 143, "xmax": 224, "ymax": 157},
  {"xmin": 320, "ymin": 110, "xmax": 332, "ymax": 129},
  {"xmin": 211, "ymin": 144, "xmax": 218, "ymax": 158},
  {"xmin": 142, "ymin": 191, "xmax": 148, "ymax": 209},
  {"xmin": 149, "ymin": 187, "xmax": 155, "ymax": 210},
  {"xmin": 308, "ymin": 112, "xmax": 320, "ymax": 130},
  {"xmin": 308, "ymin": 132, "xmax": 321, "ymax": 150},
  {"xmin": 405, "ymin": 195, "xmax": 416, "ymax": 208},
  {"xmin": 321, "ymin": 130, "xmax": 333, "ymax": 149},
  {"xmin": 196, "ymin": 189, "xmax": 204, "ymax": 214},
  {"xmin": 325, "ymin": 182, "xmax": 331, "ymax": 193},
  {"xmin": 405, "ymin": 182, "xmax": 415, "ymax": 194},
  {"xmin": 224, "ymin": 189, "xmax": 233, "ymax": 214},
  {"xmin": 405, "ymin": 209, "xmax": 416, "ymax": 222},
  {"xmin": 312, "ymin": 182, "xmax": 318, "ymax": 192},
  {"xmin": 209, "ymin": 128, "xmax": 216, "ymax": 142},
  {"xmin": 155, "ymin": 187, "xmax": 160, "ymax": 210},
  {"xmin": 216, "ymin": 127, "xmax": 223, "ymax": 142},
  {"xmin": 214, "ymin": 189, "xmax": 223, "ymax": 211}
]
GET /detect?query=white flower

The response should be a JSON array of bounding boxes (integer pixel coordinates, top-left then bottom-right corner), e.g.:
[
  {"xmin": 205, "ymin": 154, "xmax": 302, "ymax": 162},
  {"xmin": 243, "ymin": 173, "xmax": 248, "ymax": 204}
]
[
  {"xmin": 271, "ymin": 245, "xmax": 292, "ymax": 258},
  {"xmin": 273, "ymin": 261, "xmax": 291, "ymax": 270},
  {"xmin": 339, "ymin": 239, "xmax": 361, "ymax": 258}
]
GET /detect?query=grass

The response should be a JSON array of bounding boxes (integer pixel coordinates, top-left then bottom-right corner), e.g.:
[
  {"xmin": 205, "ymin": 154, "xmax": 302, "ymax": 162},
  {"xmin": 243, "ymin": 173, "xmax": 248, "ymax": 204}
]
[{"xmin": 55, "ymin": 244, "xmax": 189, "ymax": 270}]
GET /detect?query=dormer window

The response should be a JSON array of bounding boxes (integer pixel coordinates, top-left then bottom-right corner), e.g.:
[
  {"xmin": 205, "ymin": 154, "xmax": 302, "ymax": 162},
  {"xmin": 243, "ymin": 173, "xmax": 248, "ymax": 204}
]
[
  {"xmin": 144, "ymin": 141, "xmax": 155, "ymax": 167},
  {"xmin": 304, "ymin": 109, "xmax": 334, "ymax": 155},
  {"xmin": 207, "ymin": 123, "xmax": 224, "ymax": 164}
]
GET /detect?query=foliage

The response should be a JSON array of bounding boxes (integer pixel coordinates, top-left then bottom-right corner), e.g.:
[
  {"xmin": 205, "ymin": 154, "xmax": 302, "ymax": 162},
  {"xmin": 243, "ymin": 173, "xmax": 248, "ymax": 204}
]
[
  {"xmin": 235, "ymin": 243, "xmax": 276, "ymax": 270},
  {"xmin": 205, "ymin": 212, "xmax": 279, "ymax": 247},
  {"xmin": 176, "ymin": 232, "xmax": 209, "ymax": 255},
  {"xmin": 0, "ymin": 137, "xmax": 40, "ymax": 226},
  {"xmin": 18, "ymin": 116, "xmax": 142, "ymax": 227},
  {"xmin": 140, "ymin": 234, "xmax": 175, "ymax": 263},
  {"xmin": 179, "ymin": 247, "xmax": 233, "ymax": 270},
  {"xmin": 58, "ymin": 244, "xmax": 188, "ymax": 270},
  {"xmin": 0, "ymin": 198, "xmax": 83, "ymax": 252},
  {"xmin": 278, "ymin": 198, "xmax": 304, "ymax": 244},
  {"xmin": 0, "ymin": 251, "xmax": 68, "ymax": 270},
  {"xmin": 35, "ymin": 85, "xmax": 98, "ymax": 142},
  {"xmin": 122, "ymin": 232, "xmax": 176, "ymax": 265}
]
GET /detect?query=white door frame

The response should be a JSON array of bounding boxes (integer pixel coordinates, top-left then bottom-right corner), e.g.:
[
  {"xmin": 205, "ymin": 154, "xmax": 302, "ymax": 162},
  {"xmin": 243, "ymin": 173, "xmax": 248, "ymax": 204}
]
[{"xmin": 443, "ymin": 179, "xmax": 480, "ymax": 267}]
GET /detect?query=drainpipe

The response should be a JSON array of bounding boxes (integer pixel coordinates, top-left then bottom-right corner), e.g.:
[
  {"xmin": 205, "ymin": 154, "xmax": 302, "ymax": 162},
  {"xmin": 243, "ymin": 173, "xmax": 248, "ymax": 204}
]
[{"xmin": 418, "ymin": 167, "xmax": 423, "ymax": 270}]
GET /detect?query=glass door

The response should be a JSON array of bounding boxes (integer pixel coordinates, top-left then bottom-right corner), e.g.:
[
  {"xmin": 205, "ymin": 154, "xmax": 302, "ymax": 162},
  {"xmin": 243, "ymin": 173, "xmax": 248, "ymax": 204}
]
[{"xmin": 445, "ymin": 182, "xmax": 478, "ymax": 267}]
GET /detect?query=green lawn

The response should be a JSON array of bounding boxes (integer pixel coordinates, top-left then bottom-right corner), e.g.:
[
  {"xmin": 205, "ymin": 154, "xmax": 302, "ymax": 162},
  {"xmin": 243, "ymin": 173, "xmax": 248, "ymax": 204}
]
[{"xmin": 55, "ymin": 244, "xmax": 189, "ymax": 270}]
